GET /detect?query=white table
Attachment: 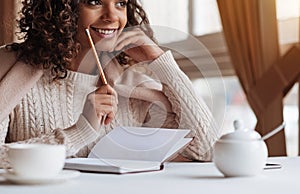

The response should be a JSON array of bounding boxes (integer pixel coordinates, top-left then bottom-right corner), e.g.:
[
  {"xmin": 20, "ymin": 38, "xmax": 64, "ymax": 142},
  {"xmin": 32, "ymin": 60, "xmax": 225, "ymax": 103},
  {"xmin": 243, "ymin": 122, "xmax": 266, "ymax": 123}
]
[{"xmin": 0, "ymin": 157, "xmax": 299, "ymax": 194}]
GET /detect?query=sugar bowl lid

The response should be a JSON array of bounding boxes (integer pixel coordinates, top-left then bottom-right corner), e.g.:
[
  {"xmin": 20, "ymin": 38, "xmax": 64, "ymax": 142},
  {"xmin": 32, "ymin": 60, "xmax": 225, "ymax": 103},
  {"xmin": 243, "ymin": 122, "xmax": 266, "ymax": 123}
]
[{"xmin": 220, "ymin": 120, "xmax": 261, "ymax": 141}]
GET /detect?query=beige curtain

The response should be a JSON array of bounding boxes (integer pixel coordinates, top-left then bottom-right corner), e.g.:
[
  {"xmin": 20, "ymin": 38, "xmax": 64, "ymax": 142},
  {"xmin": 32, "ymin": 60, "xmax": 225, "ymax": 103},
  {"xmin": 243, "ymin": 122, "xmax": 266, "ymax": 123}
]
[
  {"xmin": 217, "ymin": 0, "xmax": 286, "ymax": 156},
  {"xmin": 0, "ymin": 0, "xmax": 20, "ymax": 45}
]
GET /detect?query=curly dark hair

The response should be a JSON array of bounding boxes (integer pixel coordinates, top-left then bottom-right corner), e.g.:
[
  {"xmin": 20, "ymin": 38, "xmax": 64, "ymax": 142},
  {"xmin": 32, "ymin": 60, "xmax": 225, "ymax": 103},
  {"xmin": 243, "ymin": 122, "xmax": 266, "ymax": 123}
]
[{"xmin": 7, "ymin": 0, "xmax": 153, "ymax": 80}]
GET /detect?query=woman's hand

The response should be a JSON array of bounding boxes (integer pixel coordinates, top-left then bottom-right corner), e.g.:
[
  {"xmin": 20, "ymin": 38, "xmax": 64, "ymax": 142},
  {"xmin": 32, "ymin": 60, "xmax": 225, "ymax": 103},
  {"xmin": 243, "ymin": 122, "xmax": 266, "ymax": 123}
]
[
  {"xmin": 82, "ymin": 84, "xmax": 118, "ymax": 131},
  {"xmin": 113, "ymin": 27, "xmax": 164, "ymax": 62}
]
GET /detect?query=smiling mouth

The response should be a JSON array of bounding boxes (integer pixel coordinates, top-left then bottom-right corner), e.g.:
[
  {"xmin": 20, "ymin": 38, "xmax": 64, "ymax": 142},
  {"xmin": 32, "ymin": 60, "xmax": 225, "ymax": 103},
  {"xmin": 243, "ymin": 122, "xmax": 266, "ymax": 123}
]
[{"xmin": 91, "ymin": 27, "xmax": 118, "ymax": 36}]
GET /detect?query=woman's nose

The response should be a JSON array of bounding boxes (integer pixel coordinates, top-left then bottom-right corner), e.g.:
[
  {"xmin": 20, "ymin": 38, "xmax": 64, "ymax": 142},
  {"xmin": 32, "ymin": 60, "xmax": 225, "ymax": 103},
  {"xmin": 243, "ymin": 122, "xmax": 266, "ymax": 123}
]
[{"xmin": 100, "ymin": 6, "xmax": 119, "ymax": 22}]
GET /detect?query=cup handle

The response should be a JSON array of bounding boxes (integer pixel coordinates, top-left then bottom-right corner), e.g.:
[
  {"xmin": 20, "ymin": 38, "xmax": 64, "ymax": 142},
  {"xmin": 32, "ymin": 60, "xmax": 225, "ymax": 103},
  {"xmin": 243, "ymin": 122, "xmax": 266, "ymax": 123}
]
[{"xmin": 2, "ymin": 145, "xmax": 13, "ymax": 171}]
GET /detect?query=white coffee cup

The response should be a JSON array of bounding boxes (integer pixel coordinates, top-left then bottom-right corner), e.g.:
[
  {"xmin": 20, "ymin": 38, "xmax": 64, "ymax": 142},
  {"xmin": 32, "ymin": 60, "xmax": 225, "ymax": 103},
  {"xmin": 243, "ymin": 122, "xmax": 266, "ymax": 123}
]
[{"xmin": 7, "ymin": 144, "xmax": 66, "ymax": 179}]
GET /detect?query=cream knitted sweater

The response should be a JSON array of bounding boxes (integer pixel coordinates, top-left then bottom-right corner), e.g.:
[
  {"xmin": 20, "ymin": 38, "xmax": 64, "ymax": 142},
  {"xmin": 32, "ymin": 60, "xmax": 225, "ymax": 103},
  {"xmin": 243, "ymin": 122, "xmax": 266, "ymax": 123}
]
[{"xmin": 0, "ymin": 51, "xmax": 220, "ymax": 167}]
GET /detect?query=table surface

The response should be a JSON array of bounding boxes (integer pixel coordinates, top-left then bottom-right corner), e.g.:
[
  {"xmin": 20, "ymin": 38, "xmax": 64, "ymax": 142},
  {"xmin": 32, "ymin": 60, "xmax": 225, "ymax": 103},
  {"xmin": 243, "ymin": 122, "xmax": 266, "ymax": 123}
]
[{"xmin": 0, "ymin": 157, "xmax": 299, "ymax": 194}]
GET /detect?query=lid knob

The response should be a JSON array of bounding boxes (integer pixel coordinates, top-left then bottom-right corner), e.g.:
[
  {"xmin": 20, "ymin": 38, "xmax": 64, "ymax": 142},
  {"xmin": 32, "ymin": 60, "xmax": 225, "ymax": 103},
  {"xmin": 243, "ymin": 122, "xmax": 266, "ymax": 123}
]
[
  {"xmin": 233, "ymin": 120, "xmax": 244, "ymax": 131},
  {"xmin": 219, "ymin": 119, "xmax": 261, "ymax": 140}
]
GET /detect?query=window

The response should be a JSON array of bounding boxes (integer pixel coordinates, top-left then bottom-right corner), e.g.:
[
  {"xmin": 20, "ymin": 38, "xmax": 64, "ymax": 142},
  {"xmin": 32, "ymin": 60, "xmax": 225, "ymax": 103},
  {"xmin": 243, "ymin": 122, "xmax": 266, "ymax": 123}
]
[
  {"xmin": 192, "ymin": 0, "xmax": 222, "ymax": 36},
  {"xmin": 193, "ymin": 77, "xmax": 257, "ymax": 134},
  {"xmin": 140, "ymin": 0, "xmax": 223, "ymax": 42},
  {"xmin": 140, "ymin": 0, "xmax": 251, "ymax": 134},
  {"xmin": 140, "ymin": 0, "xmax": 231, "ymax": 79},
  {"xmin": 141, "ymin": 0, "xmax": 300, "ymax": 156},
  {"xmin": 276, "ymin": 0, "xmax": 299, "ymax": 156},
  {"xmin": 140, "ymin": 0, "xmax": 189, "ymax": 43},
  {"xmin": 283, "ymin": 84, "xmax": 299, "ymax": 156},
  {"xmin": 276, "ymin": 0, "xmax": 300, "ymax": 45}
]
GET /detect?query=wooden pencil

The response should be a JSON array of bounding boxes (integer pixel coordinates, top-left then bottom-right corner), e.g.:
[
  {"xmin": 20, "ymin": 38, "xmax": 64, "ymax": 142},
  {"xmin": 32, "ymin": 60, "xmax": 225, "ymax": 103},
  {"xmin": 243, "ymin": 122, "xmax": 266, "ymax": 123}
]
[{"xmin": 85, "ymin": 28, "xmax": 108, "ymax": 85}]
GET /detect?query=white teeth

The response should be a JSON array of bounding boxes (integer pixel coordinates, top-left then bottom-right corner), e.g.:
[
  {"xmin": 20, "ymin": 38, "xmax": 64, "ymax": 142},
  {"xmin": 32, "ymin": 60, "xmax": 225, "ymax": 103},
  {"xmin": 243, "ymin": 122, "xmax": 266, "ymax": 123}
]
[{"xmin": 96, "ymin": 29, "xmax": 115, "ymax": 35}]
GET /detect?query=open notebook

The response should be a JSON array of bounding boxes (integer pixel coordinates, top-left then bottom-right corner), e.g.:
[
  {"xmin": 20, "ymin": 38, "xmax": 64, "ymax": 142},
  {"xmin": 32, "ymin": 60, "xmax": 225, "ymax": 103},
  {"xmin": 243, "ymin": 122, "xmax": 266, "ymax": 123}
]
[{"xmin": 64, "ymin": 126, "xmax": 192, "ymax": 174}]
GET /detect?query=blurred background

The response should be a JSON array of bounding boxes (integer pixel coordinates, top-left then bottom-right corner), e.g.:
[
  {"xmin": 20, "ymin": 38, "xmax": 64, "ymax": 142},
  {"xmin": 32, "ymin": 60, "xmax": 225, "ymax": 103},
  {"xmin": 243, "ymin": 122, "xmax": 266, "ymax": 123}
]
[{"xmin": 140, "ymin": 0, "xmax": 299, "ymax": 156}]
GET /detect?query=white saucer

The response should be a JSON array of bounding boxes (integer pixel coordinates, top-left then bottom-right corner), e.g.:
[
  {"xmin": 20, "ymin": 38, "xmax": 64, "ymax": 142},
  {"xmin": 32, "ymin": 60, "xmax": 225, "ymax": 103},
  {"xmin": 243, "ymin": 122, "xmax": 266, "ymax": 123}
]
[{"xmin": 1, "ymin": 170, "xmax": 80, "ymax": 184}]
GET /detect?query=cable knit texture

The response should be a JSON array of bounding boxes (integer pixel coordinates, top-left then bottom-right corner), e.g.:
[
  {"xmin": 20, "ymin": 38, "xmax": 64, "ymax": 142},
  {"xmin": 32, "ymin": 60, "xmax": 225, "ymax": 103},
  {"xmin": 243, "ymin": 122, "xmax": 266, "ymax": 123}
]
[{"xmin": 0, "ymin": 49, "xmax": 220, "ymax": 168}]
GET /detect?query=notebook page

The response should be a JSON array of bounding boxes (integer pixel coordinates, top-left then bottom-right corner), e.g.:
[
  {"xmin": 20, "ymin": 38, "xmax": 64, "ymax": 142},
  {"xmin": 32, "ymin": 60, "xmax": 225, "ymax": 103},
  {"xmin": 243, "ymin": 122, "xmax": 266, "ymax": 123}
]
[{"xmin": 88, "ymin": 127, "xmax": 190, "ymax": 162}]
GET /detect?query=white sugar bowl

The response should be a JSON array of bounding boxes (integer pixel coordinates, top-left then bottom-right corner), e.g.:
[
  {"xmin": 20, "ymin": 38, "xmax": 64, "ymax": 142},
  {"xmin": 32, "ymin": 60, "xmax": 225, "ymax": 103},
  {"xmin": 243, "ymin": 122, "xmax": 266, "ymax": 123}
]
[{"xmin": 213, "ymin": 121, "xmax": 268, "ymax": 177}]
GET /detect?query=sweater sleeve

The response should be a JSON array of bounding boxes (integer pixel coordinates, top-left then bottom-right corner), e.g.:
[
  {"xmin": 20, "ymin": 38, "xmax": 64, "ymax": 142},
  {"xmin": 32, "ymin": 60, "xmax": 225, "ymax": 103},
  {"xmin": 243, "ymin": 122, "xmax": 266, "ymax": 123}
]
[
  {"xmin": 0, "ymin": 114, "xmax": 99, "ymax": 168},
  {"xmin": 146, "ymin": 51, "xmax": 221, "ymax": 161}
]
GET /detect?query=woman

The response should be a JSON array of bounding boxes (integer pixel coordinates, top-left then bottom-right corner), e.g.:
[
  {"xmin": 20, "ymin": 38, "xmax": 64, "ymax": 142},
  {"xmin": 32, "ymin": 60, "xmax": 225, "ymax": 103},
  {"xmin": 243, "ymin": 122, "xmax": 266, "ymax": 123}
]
[{"xmin": 0, "ymin": 0, "xmax": 219, "ymax": 166}]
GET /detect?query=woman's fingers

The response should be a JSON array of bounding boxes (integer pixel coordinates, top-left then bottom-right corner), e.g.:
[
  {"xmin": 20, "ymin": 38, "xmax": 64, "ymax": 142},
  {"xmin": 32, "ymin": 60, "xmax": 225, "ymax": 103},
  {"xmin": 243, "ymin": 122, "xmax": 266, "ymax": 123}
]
[
  {"xmin": 114, "ymin": 28, "xmax": 142, "ymax": 45},
  {"xmin": 112, "ymin": 28, "xmax": 164, "ymax": 62},
  {"xmin": 104, "ymin": 111, "xmax": 115, "ymax": 125},
  {"xmin": 94, "ymin": 104, "xmax": 115, "ymax": 118},
  {"xmin": 114, "ymin": 35, "xmax": 143, "ymax": 51},
  {"xmin": 93, "ymin": 85, "xmax": 118, "ymax": 125},
  {"xmin": 91, "ymin": 94, "xmax": 117, "ymax": 106},
  {"xmin": 95, "ymin": 85, "xmax": 118, "ymax": 103},
  {"xmin": 113, "ymin": 29, "xmax": 148, "ymax": 51},
  {"xmin": 94, "ymin": 101, "xmax": 117, "ymax": 125},
  {"xmin": 94, "ymin": 104, "xmax": 116, "ymax": 125}
]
